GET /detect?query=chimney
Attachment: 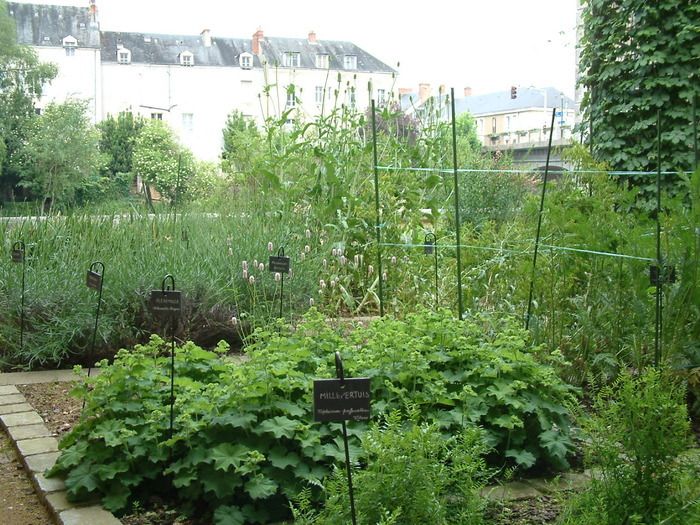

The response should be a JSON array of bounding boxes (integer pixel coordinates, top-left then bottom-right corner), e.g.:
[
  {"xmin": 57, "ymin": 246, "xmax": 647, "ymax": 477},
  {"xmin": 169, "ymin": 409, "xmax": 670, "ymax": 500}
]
[
  {"xmin": 463, "ymin": 86, "xmax": 472, "ymax": 97},
  {"xmin": 308, "ymin": 30, "xmax": 317, "ymax": 43},
  {"xmin": 252, "ymin": 28, "xmax": 264, "ymax": 55},
  {"xmin": 201, "ymin": 29, "xmax": 211, "ymax": 47},
  {"xmin": 418, "ymin": 83, "xmax": 431, "ymax": 103}
]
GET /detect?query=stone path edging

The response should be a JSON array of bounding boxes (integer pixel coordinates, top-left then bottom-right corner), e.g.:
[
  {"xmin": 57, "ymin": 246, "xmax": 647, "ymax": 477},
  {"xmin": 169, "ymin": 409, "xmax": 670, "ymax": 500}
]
[{"xmin": 0, "ymin": 376, "xmax": 120, "ymax": 525}]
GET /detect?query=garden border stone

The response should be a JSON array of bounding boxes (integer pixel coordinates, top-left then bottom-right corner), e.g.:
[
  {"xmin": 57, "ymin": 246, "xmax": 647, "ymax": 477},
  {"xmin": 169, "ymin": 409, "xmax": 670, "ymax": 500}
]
[{"xmin": 0, "ymin": 370, "xmax": 121, "ymax": 525}]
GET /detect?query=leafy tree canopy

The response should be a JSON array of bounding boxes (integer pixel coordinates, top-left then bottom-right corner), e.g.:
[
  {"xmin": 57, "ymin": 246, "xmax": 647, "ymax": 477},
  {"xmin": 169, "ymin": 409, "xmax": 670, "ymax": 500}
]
[
  {"xmin": 18, "ymin": 99, "xmax": 104, "ymax": 211},
  {"xmin": 133, "ymin": 119, "xmax": 194, "ymax": 202},
  {"xmin": 0, "ymin": 0, "xmax": 57, "ymax": 196},
  {"xmin": 579, "ymin": 0, "xmax": 700, "ymax": 175},
  {"xmin": 97, "ymin": 111, "xmax": 145, "ymax": 177}
]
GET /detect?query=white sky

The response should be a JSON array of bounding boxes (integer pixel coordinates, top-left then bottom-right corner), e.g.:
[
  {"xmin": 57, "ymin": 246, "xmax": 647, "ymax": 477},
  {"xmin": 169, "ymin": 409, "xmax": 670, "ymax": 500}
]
[{"xmin": 18, "ymin": 0, "xmax": 579, "ymax": 98}]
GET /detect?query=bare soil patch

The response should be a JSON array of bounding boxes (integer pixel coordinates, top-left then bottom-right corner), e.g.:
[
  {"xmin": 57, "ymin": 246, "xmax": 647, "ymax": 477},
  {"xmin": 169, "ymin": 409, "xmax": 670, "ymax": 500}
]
[{"xmin": 0, "ymin": 428, "xmax": 53, "ymax": 525}]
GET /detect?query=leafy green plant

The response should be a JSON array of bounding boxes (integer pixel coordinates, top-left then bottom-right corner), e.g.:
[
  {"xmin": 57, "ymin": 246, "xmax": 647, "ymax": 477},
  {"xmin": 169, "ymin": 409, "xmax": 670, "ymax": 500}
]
[
  {"xmin": 292, "ymin": 407, "xmax": 488, "ymax": 525},
  {"xmin": 559, "ymin": 368, "xmax": 695, "ymax": 525},
  {"xmin": 48, "ymin": 309, "xmax": 576, "ymax": 524}
]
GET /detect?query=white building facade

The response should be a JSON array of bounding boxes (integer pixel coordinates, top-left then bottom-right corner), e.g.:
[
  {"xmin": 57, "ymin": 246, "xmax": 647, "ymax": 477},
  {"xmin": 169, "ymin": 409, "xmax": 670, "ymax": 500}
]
[{"xmin": 9, "ymin": 2, "xmax": 398, "ymax": 161}]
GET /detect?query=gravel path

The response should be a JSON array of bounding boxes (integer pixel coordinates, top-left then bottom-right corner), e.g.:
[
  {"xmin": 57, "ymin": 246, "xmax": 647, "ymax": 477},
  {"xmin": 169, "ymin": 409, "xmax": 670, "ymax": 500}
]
[{"xmin": 0, "ymin": 428, "xmax": 53, "ymax": 525}]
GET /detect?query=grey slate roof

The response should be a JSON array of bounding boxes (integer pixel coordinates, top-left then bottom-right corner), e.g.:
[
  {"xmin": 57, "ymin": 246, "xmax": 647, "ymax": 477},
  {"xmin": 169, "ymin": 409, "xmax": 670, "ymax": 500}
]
[
  {"xmin": 100, "ymin": 31, "xmax": 263, "ymax": 68},
  {"xmin": 454, "ymin": 87, "xmax": 575, "ymax": 116},
  {"xmin": 8, "ymin": 1, "xmax": 99, "ymax": 48},
  {"xmin": 8, "ymin": 2, "xmax": 395, "ymax": 73},
  {"xmin": 259, "ymin": 37, "xmax": 395, "ymax": 73}
]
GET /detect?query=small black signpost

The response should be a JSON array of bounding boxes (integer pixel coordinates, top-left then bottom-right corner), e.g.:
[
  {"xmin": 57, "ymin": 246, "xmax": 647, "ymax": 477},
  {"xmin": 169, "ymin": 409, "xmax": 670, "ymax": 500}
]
[
  {"xmin": 425, "ymin": 232, "xmax": 439, "ymax": 308},
  {"xmin": 269, "ymin": 246, "xmax": 290, "ymax": 319},
  {"xmin": 313, "ymin": 353, "xmax": 370, "ymax": 525},
  {"xmin": 83, "ymin": 261, "xmax": 105, "ymax": 409},
  {"xmin": 11, "ymin": 241, "xmax": 26, "ymax": 354},
  {"xmin": 148, "ymin": 274, "xmax": 181, "ymax": 441}
]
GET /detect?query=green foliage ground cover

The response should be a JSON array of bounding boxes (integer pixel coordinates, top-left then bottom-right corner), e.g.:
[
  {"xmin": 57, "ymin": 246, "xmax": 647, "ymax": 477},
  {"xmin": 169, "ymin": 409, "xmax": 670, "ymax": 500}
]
[{"xmin": 48, "ymin": 309, "xmax": 576, "ymax": 524}]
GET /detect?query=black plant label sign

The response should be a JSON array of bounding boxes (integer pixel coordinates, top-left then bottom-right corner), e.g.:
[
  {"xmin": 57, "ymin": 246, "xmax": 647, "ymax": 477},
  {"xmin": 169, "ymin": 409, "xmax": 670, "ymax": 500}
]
[
  {"xmin": 148, "ymin": 290, "xmax": 182, "ymax": 318},
  {"xmin": 11, "ymin": 249, "xmax": 24, "ymax": 263},
  {"xmin": 649, "ymin": 265, "xmax": 677, "ymax": 286},
  {"xmin": 313, "ymin": 378, "xmax": 371, "ymax": 422},
  {"xmin": 269, "ymin": 255, "xmax": 290, "ymax": 274},
  {"xmin": 86, "ymin": 270, "xmax": 102, "ymax": 290}
]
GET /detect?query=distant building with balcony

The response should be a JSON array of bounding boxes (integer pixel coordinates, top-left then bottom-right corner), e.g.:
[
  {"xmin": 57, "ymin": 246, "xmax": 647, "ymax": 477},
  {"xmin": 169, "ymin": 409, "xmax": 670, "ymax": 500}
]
[{"xmin": 401, "ymin": 85, "xmax": 577, "ymax": 168}]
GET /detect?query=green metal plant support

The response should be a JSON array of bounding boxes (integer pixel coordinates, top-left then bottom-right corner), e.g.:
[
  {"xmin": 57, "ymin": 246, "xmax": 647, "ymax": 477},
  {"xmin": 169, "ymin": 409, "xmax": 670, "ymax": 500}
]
[
  {"xmin": 371, "ymin": 99, "xmax": 385, "ymax": 317},
  {"xmin": 450, "ymin": 88, "xmax": 464, "ymax": 319},
  {"xmin": 525, "ymin": 108, "xmax": 557, "ymax": 330}
]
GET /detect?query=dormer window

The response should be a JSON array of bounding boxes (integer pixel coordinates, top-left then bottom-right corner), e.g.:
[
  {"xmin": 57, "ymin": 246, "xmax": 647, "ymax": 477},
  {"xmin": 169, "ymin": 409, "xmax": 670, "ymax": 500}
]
[
  {"xmin": 180, "ymin": 51, "xmax": 194, "ymax": 66},
  {"xmin": 117, "ymin": 48, "xmax": 131, "ymax": 64},
  {"xmin": 239, "ymin": 52, "xmax": 253, "ymax": 70},
  {"xmin": 343, "ymin": 54, "xmax": 357, "ymax": 70},
  {"xmin": 63, "ymin": 35, "xmax": 77, "ymax": 56},
  {"xmin": 282, "ymin": 51, "xmax": 300, "ymax": 68},
  {"xmin": 315, "ymin": 53, "xmax": 329, "ymax": 69}
]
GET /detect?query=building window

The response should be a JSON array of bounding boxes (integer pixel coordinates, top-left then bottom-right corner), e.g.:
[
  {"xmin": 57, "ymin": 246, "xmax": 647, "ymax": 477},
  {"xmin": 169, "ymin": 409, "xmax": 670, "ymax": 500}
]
[
  {"xmin": 315, "ymin": 86, "xmax": 324, "ymax": 105},
  {"xmin": 182, "ymin": 113, "xmax": 194, "ymax": 132},
  {"xmin": 151, "ymin": 112, "xmax": 163, "ymax": 120},
  {"xmin": 506, "ymin": 115, "xmax": 511, "ymax": 131},
  {"xmin": 349, "ymin": 87, "xmax": 356, "ymax": 108},
  {"xmin": 180, "ymin": 51, "xmax": 194, "ymax": 66},
  {"xmin": 343, "ymin": 55, "xmax": 357, "ymax": 70},
  {"xmin": 377, "ymin": 88, "xmax": 386, "ymax": 105},
  {"xmin": 491, "ymin": 117, "xmax": 497, "ymax": 133},
  {"xmin": 117, "ymin": 48, "xmax": 131, "ymax": 64},
  {"xmin": 315, "ymin": 53, "xmax": 329, "ymax": 69},
  {"xmin": 62, "ymin": 35, "xmax": 77, "ymax": 56},
  {"xmin": 282, "ymin": 51, "xmax": 301, "ymax": 68},
  {"xmin": 239, "ymin": 52, "xmax": 253, "ymax": 70},
  {"xmin": 286, "ymin": 86, "xmax": 296, "ymax": 108},
  {"xmin": 477, "ymin": 119, "xmax": 484, "ymax": 134}
]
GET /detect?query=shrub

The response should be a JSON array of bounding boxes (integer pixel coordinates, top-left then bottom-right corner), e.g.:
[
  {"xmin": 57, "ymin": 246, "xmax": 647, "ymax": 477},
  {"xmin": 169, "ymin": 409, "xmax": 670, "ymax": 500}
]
[
  {"xmin": 292, "ymin": 407, "xmax": 489, "ymax": 525},
  {"xmin": 559, "ymin": 368, "xmax": 695, "ymax": 525}
]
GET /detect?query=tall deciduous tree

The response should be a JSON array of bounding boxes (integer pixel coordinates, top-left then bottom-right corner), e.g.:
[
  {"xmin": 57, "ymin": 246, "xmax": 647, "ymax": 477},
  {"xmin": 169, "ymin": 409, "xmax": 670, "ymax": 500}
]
[
  {"xmin": 132, "ymin": 120, "xmax": 194, "ymax": 202},
  {"xmin": 98, "ymin": 111, "xmax": 144, "ymax": 177},
  {"xmin": 19, "ymin": 99, "xmax": 103, "ymax": 211},
  {"xmin": 0, "ymin": 0, "xmax": 57, "ymax": 198},
  {"xmin": 579, "ymin": 1, "xmax": 700, "ymax": 175}
]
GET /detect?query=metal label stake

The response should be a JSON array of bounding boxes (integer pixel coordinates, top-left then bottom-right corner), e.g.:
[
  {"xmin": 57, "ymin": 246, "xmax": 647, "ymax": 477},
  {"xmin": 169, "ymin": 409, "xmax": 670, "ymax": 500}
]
[
  {"xmin": 269, "ymin": 246, "xmax": 290, "ymax": 319},
  {"xmin": 148, "ymin": 274, "xmax": 181, "ymax": 441},
  {"xmin": 425, "ymin": 233, "xmax": 439, "ymax": 308},
  {"xmin": 83, "ymin": 261, "xmax": 105, "ymax": 410},
  {"xmin": 313, "ymin": 353, "xmax": 371, "ymax": 525},
  {"xmin": 11, "ymin": 241, "xmax": 26, "ymax": 354}
]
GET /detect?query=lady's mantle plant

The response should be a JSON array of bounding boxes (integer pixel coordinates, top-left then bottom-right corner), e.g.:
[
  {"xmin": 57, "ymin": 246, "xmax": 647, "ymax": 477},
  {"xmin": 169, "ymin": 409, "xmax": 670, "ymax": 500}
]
[{"xmin": 49, "ymin": 309, "xmax": 576, "ymax": 524}]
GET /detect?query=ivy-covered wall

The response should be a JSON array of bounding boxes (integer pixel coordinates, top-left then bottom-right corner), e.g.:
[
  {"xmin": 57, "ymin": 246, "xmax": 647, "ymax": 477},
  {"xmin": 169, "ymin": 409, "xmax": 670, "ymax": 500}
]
[{"xmin": 579, "ymin": 0, "xmax": 700, "ymax": 174}]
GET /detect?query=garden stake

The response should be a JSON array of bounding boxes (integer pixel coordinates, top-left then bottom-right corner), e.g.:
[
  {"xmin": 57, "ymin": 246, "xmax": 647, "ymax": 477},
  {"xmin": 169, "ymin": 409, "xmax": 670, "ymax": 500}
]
[
  {"xmin": 654, "ymin": 110, "xmax": 662, "ymax": 367},
  {"xmin": 525, "ymin": 108, "xmax": 557, "ymax": 330},
  {"xmin": 335, "ymin": 352, "xmax": 358, "ymax": 525},
  {"xmin": 83, "ymin": 261, "xmax": 105, "ymax": 410},
  {"xmin": 371, "ymin": 99, "xmax": 385, "ymax": 316},
  {"xmin": 278, "ymin": 247, "xmax": 286, "ymax": 319},
  {"xmin": 694, "ymin": 93, "xmax": 698, "ymax": 171},
  {"xmin": 11, "ymin": 241, "xmax": 26, "ymax": 355},
  {"xmin": 450, "ymin": 88, "xmax": 464, "ymax": 319},
  {"xmin": 424, "ymin": 232, "xmax": 439, "ymax": 308},
  {"xmin": 162, "ymin": 274, "xmax": 177, "ymax": 441}
]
